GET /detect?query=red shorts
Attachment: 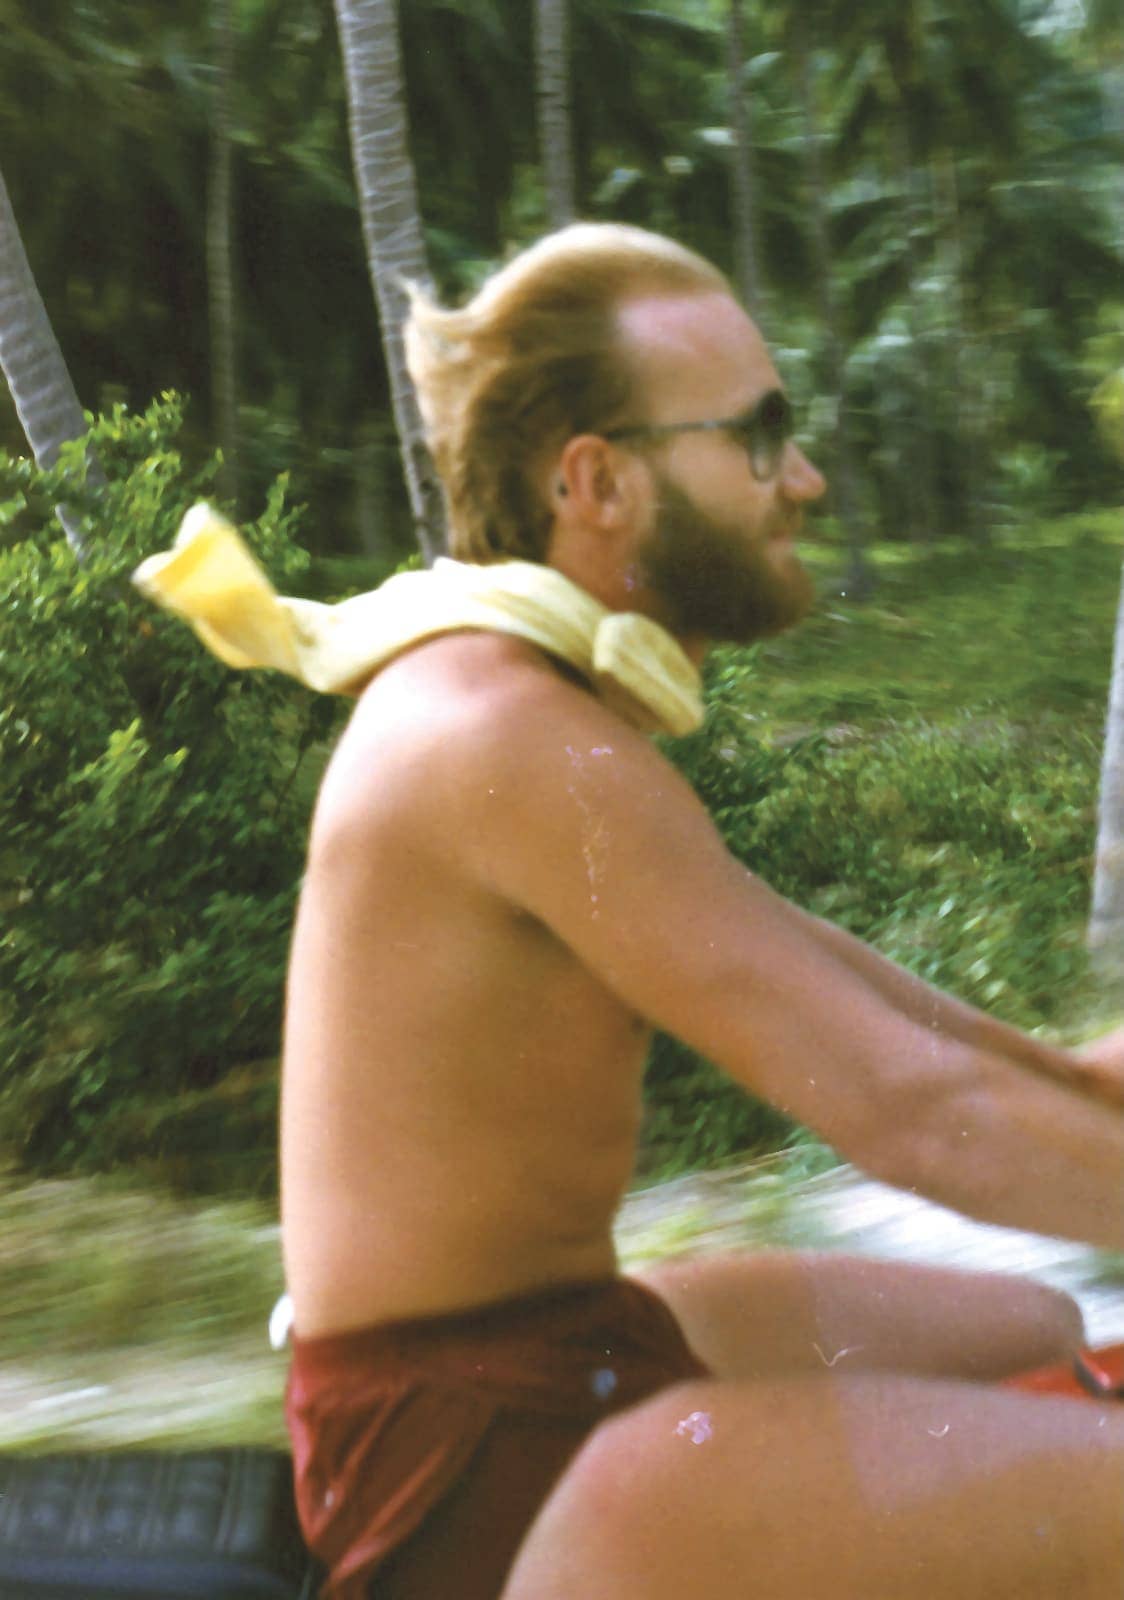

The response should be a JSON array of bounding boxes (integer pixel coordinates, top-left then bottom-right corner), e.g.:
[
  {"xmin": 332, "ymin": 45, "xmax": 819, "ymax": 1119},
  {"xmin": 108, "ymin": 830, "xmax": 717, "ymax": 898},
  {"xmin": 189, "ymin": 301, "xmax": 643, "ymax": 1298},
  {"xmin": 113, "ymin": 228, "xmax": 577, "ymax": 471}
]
[{"xmin": 285, "ymin": 1277, "xmax": 709, "ymax": 1600}]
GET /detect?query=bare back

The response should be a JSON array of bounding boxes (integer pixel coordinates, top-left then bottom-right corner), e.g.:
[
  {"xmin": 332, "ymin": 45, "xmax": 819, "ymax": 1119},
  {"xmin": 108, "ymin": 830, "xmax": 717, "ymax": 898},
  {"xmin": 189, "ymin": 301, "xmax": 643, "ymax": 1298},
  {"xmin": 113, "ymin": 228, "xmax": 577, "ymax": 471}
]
[{"xmin": 280, "ymin": 633, "xmax": 650, "ymax": 1335}]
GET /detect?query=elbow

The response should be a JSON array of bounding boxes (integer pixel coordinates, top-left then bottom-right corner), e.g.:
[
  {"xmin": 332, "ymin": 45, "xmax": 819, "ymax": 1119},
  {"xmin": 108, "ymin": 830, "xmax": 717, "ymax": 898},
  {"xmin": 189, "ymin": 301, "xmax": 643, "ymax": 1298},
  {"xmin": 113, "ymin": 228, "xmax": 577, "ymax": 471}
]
[
  {"xmin": 848, "ymin": 1120, "xmax": 936, "ymax": 1200},
  {"xmin": 854, "ymin": 1079, "xmax": 1008, "ymax": 1223}
]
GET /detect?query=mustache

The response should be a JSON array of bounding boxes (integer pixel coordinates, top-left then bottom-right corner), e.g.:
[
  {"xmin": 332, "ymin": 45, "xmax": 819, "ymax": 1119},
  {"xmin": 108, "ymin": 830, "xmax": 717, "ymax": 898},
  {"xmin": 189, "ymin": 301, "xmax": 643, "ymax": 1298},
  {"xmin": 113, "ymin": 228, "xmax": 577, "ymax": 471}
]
[
  {"xmin": 649, "ymin": 493, "xmax": 801, "ymax": 546},
  {"xmin": 766, "ymin": 512, "xmax": 801, "ymax": 542}
]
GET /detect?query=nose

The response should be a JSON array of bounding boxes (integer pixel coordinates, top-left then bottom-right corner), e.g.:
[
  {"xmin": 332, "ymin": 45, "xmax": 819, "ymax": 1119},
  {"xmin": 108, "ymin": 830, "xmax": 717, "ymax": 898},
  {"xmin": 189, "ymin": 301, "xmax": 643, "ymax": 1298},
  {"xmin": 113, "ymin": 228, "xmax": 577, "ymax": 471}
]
[{"xmin": 781, "ymin": 443, "xmax": 827, "ymax": 503}]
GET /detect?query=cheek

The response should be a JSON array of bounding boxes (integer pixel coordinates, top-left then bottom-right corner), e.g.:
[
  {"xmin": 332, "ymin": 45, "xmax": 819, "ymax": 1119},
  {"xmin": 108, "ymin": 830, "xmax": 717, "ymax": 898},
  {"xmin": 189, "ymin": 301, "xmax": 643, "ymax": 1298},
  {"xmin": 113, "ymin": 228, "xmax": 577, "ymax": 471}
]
[{"xmin": 674, "ymin": 451, "xmax": 764, "ymax": 525}]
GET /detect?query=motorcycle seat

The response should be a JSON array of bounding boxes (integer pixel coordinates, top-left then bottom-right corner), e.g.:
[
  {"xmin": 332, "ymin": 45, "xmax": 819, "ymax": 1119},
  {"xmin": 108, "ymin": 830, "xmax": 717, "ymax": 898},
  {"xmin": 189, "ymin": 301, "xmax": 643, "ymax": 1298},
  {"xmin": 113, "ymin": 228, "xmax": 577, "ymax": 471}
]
[{"xmin": 0, "ymin": 1447, "xmax": 319, "ymax": 1599}]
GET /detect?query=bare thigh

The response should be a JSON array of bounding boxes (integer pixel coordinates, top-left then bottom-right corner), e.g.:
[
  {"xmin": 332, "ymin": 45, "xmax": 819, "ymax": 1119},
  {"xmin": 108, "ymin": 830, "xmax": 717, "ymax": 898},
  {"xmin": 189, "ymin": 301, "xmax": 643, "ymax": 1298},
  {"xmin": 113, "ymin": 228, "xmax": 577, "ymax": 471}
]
[
  {"xmin": 501, "ymin": 1374, "xmax": 1124, "ymax": 1600},
  {"xmin": 633, "ymin": 1249, "xmax": 1084, "ymax": 1382}
]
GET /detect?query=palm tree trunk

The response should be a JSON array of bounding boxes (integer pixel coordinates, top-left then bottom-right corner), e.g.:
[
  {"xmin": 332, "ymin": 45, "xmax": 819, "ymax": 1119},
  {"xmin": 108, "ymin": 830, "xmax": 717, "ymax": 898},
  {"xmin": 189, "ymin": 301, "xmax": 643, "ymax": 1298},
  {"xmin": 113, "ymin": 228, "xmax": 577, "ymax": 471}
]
[
  {"xmin": 332, "ymin": 0, "xmax": 445, "ymax": 561},
  {"xmin": 883, "ymin": 9, "xmax": 940, "ymax": 545},
  {"xmin": 933, "ymin": 146, "xmax": 988, "ymax": 544},
  {"xmin": 354, "ymin": 410, "xmax": 401, "ymax": 561},
  {"xmin": 535, "ymin": 0, "xmax": 576, "ymax": 228},
  {"xmin": 1089, "ymin": 570, "xmax": 1124, "ymax": 976},
  {"xmin": 1102, "ymin": 66, "xmax": 1124, "ymax": 259},
  {"xmin": 0, "ymin": 166, "xmax": 100, "ymax": 555},
  {"xmin": 208, "ymin": 0, "xmax": 240, "ymax": 510},
  {"xmin": 1087, "ymin": 10, "xmax": 1124, "ymax": 975},
  {"xmin": 726, "ymin": 0, "xmax": 763, "ymax": 320},
  {"xmin": 795, "ymin": 26, "xmax": 872, "ymax": 599}
]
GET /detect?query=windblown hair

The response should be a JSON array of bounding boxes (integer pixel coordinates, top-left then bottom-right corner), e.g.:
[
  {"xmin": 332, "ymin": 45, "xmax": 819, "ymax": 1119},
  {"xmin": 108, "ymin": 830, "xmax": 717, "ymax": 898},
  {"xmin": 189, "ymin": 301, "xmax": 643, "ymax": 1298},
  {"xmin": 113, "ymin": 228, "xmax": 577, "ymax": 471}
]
[{"xmin": 404, "ymin": 223, "xmax": 729, "ymax": 563}]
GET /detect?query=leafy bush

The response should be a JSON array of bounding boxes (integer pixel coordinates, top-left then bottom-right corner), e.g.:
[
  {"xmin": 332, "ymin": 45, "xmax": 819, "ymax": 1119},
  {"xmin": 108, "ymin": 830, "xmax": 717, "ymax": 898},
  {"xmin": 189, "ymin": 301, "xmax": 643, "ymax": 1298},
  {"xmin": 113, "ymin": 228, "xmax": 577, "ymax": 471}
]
[
  {"xmin": 0, "ymin": 418, "xmax": 1108, "ymax": 1190},
  {"xmin": 642, "ymin": 644, "xmax": 1100, "ymax": 1177},
  {"xmin": 751, "ymin": 717, "xmax": 1096, "ymax": 1022},
  {"xmin": 639, "ymin": 651, "xmax": 794, "ymax": 1175},
  {"xmin": 0, "ymin": 398, "xmax": 341, "ymax": 1189}
]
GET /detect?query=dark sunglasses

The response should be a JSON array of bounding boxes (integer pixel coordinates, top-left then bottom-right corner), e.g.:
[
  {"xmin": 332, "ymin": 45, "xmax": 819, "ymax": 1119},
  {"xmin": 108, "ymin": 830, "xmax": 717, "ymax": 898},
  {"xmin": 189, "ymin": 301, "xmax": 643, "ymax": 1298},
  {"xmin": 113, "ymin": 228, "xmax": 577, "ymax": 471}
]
[{"xmin": 603, "ymin": 388, "xmax": 795, "ymax": 482}]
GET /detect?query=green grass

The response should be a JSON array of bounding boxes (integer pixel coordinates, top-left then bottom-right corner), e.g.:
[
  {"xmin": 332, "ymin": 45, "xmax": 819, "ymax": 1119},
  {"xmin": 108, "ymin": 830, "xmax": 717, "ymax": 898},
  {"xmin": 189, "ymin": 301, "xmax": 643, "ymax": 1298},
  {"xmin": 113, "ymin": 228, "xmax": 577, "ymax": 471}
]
[
  {"xmin": 779, "ymin": 508, "xmax": 1123, "ymax": 1047},
  {"xmin": 0, "ymin": 1164, "xmax": 290, "ymax": 1450},
  {"xmin": 755, "ymin": 511, "xmax": 1121, "ymax": 735},
  {"xmin": 0, "ymin": 1164, "xmax": 285, "ymax": 1362}
]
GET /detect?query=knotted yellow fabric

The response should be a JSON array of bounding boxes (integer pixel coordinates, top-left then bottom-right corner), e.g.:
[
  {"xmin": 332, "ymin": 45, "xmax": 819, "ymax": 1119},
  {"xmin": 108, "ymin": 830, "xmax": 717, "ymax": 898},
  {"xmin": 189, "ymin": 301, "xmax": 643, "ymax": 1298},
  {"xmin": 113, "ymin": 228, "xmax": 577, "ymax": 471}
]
[{"xmin": 132, "ymin": 505, "xmax": 704, "ymax": 737}]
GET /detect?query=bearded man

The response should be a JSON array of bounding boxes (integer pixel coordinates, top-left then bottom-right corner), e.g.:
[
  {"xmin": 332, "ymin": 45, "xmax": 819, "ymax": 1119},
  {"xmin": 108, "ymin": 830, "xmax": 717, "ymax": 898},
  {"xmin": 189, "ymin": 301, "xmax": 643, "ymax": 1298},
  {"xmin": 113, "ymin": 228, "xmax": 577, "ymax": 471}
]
[{"xmin": 143, "ymin": 224, "xmax": 1124, "ymax": 1598}]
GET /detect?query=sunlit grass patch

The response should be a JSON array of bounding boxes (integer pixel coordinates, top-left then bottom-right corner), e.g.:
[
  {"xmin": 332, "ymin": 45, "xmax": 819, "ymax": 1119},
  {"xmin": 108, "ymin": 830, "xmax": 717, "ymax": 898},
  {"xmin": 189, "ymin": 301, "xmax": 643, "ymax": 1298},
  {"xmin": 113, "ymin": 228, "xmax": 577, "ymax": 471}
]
[
  {"xmin": 1, "ymin": 1351, "xmax": 289, "ymax": 1453},
  {"xmin": 0, "ymin": 1165, "xmax": 283, "ymax": 1361},
  {"xmin": 618, "ymin": 1142, "xmax": 841, "ymax": 1268},
  {"xmin": 757, "ymin": 510, "xmax": 1122, "ymax": 734}
]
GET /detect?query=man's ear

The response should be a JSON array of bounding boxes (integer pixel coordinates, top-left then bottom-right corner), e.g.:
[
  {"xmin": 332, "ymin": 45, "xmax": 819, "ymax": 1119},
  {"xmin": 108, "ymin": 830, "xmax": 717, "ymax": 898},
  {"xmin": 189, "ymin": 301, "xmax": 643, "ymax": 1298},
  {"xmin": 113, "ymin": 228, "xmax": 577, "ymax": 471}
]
[{"xmin": 556, "ymin": 433, "xmax": 646, "ymax": 528}]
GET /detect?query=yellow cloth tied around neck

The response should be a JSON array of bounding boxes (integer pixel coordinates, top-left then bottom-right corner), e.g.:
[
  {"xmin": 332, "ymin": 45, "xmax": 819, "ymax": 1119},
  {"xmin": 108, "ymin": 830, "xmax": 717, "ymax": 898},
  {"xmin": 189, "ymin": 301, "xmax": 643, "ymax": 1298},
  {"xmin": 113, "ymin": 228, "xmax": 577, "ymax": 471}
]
[{"xmin": 132, "ymin": 504, "xmax": 704, "ymax": 737}]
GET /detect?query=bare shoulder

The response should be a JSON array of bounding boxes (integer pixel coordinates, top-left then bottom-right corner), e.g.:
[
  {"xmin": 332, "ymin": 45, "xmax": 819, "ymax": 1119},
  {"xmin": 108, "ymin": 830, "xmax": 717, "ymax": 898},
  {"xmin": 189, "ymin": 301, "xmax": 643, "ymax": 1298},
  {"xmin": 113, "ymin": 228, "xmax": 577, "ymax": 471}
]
[
  {"xmin": 310, "ymin": 631, "xmax": 766, "ymax": 1058},
  {"xmin": 312, "ymin": 629, "xmax": 733, "ymax": 917},
  {"xmin": 306, "ymin": 634, "xmax": 548, "ymax": 831},
  {"xmin": 427, "ymin": 638, "xmax": 757, "ymax": 988},
  {"xmin": 317, "ymin": 631, "xmax": 702, "ymax": 826},
  {"xmin": 441, "ymin": 637, "xmax": 730, "ymax": 882}
]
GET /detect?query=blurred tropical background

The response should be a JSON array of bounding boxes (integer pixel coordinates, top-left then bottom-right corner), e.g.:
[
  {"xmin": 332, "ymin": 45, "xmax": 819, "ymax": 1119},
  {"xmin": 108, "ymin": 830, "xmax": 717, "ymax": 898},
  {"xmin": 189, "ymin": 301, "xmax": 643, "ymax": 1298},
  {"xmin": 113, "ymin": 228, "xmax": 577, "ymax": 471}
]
[
  {"xmin": 3, "ymin": 0, "xmax": 1122, "ymax": 561},
  {"xmin": 1, "ymin": 0, "xmax": 1122, "ymax": 1448}
]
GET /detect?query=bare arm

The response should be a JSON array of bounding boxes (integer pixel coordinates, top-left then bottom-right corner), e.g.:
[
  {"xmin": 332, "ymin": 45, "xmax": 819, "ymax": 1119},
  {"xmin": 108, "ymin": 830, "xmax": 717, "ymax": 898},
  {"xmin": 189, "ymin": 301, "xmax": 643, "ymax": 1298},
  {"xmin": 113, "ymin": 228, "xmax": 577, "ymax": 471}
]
[
  {"xmin": 456, "ymin": 680, "xmax": 1124, "ymax": 1249},
  {"xmin": 792, "ymin": 906, "xmax": 1124, "ymax": 1107},
  {"xmin": 1073, "ymin": 1023, "xmax": 1124, "ymax": 1108}
]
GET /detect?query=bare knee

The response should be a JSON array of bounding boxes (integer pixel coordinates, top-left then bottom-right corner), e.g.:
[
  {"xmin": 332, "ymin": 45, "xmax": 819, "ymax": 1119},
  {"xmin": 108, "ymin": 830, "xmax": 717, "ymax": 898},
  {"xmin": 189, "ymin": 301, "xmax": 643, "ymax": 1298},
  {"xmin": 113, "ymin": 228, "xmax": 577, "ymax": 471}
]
[
  {"xmin": 636, "ymin": 1250, "xmax": 1087, "ymax": 1383},
  {"xmin": 1016, "ymin": 1279, "xmax": 1084, "ymax": 1366},
  {"xmin": 975, "ymin": 1272, "xmax": 1086, "ymax": 1376},
  {"xmin": 505, "ymin": 1379, "xmax": 836, "ymax": 1600}
]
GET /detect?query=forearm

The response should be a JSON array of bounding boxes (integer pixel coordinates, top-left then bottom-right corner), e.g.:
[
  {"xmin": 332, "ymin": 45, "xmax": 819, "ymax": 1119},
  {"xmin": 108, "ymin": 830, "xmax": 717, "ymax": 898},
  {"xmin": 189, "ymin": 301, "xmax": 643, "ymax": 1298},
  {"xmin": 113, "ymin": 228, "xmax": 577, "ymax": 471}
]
[
  {"xmin": 902, "ymin": 1055, "xmax": 1124, "ymax": 1251},
  {"xmin": 698, "ymin": 885, "xmax": 1124, "ymax": 1250},
  {"xmin": 793, "ymin": 903, "xmax": 1093, "ymax": 1093}
]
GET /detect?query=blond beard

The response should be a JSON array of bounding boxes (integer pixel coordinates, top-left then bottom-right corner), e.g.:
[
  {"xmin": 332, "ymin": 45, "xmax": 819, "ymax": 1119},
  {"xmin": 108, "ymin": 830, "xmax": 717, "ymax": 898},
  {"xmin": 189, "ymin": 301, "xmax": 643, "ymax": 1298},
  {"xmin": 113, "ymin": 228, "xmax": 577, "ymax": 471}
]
[{"xmin": 637, "ymin": 474, "xmax": 814, "ymax": 646}]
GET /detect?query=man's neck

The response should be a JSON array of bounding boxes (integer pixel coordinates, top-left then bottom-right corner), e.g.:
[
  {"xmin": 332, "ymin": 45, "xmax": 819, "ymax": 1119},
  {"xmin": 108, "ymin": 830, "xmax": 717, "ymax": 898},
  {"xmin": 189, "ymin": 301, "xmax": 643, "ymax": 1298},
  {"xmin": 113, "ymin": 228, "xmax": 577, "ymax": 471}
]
[{"xmin": 542, "ymin": 549, "xmax": 710, "ymax": 669}]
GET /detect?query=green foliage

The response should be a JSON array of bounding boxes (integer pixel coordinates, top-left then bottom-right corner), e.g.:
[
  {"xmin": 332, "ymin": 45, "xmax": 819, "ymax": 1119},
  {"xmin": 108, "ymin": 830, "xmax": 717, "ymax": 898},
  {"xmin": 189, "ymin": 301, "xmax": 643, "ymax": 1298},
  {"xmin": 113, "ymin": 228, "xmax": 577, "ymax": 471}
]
[
  {"xmin": 0, "ymin": 397, "xmax": 342, "ymax": 1186},
  {"xmin": 1093, "ymin": 369, "xmax": 1124, "ymax": 461},
  {"xmin": 751, "ymin": 718, "xmax": 1095, "ymax": 1026},
  {"xmin": 3, "ymin": 0, "xmax": 1118, "ymax": 561},
  {"xmin": 1, "ymin": 410, "xmax": 1113, "ymax": 1193},
  {"xmin": 0, "ymin": 1163, "xmax": 290, "ymax": 1450},
  {"xmin": 642, "ymin": 530, "xmax": 1108, "ymax": 1177},
  {"xmin": 0, "ymin": 1165, "xmax": 283, "ymax": 1359}
]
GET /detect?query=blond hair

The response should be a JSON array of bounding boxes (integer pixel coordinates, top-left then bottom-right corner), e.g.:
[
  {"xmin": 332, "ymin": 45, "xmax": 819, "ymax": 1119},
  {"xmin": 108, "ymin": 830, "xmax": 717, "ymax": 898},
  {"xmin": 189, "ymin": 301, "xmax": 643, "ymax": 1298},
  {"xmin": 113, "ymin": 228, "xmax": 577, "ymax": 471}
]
[{"xmin": 404, "ymin": 223, "xmax": 728, "ymax": 563}]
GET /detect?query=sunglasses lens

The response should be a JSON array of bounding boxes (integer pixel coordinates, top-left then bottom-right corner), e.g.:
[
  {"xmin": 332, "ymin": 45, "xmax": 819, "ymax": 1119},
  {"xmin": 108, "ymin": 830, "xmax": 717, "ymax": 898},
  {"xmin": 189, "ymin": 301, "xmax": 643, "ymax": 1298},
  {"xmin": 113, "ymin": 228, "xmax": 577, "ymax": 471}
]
[{"xmin": 749, "ymin": 392, "xmax": 794, "ymax": 479}]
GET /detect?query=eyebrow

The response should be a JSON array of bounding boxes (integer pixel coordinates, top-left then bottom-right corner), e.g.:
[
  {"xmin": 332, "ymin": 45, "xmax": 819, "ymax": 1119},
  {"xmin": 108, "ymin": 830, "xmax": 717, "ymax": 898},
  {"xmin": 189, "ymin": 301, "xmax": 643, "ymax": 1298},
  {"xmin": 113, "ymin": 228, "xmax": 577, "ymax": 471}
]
[
  {"xmin": 602, "ymin": 388, "xmax": 792, "ymax": 444},
  {"xmin": 728, "ymin": 389, "xmax": 790, "ymax": 425},
  {"xmin": 743, "ymin": 387, "xmax": 787, "ymax": 413}
]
